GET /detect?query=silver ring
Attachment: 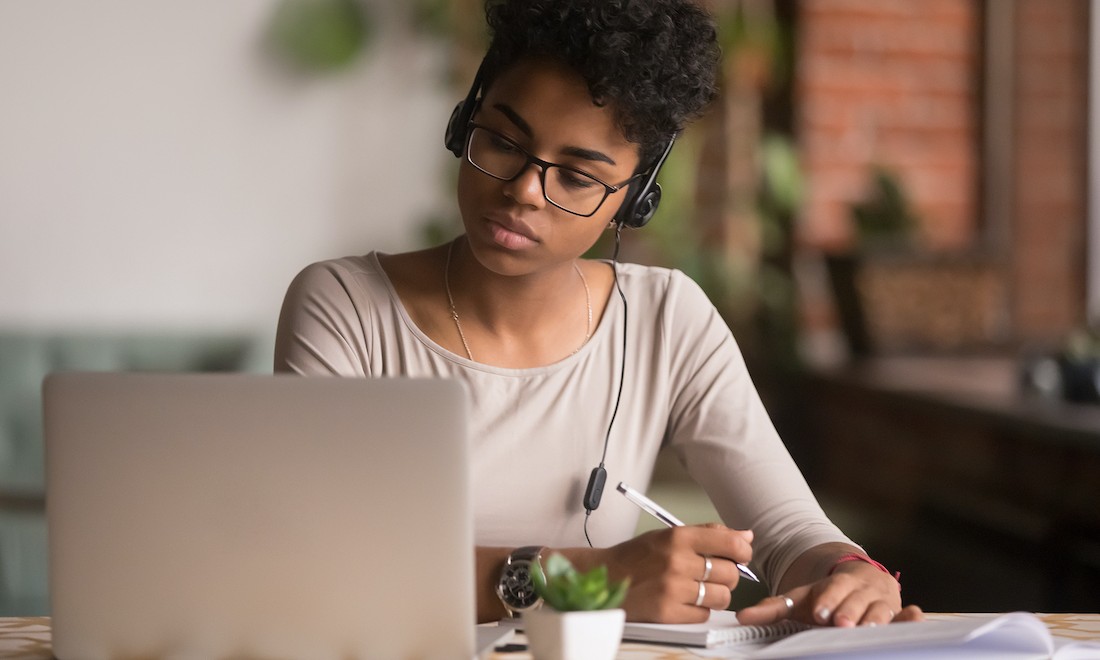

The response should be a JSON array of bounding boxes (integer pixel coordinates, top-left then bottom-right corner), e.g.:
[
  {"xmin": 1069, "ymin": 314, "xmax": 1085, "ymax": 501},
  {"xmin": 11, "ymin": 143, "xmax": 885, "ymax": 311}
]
[
  {"xmin": 694, "ymin": 581, "xmax": 707, "ymax": 607},
  {"xmin": 781, "ymin": 595, "xmax": 794, "ymax": 611},
  {"xmin": 701, "ymin": 555, "xmax": 713, "ymax": 582}
]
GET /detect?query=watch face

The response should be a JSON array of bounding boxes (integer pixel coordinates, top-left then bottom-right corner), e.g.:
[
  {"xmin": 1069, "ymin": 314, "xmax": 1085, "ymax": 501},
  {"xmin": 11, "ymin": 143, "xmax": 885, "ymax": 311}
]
[{"xmin": 500, "ymin": 560, "xmax": 540, "ymax": 609}]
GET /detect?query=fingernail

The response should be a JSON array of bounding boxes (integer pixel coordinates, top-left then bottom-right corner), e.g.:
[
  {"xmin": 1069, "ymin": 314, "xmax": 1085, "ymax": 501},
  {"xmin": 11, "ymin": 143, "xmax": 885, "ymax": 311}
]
[
  {"xmin": 835, "ymin": 615, "xmax": 854, "ymax": 627},
  {"xmin": 815, "ymin": 607, "xmax": 831, "ymax": 623}
]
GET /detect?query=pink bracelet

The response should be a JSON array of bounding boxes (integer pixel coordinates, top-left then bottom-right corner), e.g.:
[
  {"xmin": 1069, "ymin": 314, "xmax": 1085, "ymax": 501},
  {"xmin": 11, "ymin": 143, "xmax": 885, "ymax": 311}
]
[{"xmin": 829, "ymin": 553, "xmax": 902, "ymax": 588}]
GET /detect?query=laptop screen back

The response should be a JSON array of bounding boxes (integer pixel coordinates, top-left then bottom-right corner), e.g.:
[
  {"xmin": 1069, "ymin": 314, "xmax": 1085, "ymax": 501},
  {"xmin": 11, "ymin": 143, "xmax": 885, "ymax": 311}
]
[{"xmin": 44, "ymin": 373, "xmax": 474, "ymax": 659}]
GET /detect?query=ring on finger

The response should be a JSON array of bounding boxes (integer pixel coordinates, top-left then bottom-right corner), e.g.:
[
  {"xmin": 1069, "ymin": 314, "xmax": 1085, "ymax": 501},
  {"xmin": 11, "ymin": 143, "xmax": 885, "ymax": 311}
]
[
  {"xmin": 781, "ymin": 595, "xmax": 794, "ymax": 611},
  {"xmin": 701, "ymin": 555, "xmax": 713, "ymax": 582},
  {"xmin": 694, "ymin": 581, "xmax": 707, "ymax": 607}
]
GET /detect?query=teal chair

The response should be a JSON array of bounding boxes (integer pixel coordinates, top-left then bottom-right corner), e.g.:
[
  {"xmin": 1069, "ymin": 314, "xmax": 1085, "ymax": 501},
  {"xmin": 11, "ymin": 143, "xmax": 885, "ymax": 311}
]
[{"xmin": 0, "ymin": 332, "xmax": 267, "ymax": 615}]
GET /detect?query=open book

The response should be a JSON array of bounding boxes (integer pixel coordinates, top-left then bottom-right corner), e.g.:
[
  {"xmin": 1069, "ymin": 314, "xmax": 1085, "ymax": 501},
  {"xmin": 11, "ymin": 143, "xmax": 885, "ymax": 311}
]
[{"xmin": 745, "ymin": 611, "xmax": 1100, "ymax": 659}]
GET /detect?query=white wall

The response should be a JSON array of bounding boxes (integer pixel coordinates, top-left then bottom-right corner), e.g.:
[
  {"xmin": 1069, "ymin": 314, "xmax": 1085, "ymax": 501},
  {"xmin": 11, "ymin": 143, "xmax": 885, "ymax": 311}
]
[{"xmin": 0, "ymin": 1, "xmax": 454, "ymax": 334}]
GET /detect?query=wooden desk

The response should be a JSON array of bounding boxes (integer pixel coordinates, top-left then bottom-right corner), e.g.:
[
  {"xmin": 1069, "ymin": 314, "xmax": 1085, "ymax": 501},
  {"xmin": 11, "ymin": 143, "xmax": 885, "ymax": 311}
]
[
  {"xmin": 798, "ymin": 357, "xmax": 1100, "ymax": 613},
  {"xmin": 3, "ymin": 613, "xmax": 1098, "ymax": 659}
]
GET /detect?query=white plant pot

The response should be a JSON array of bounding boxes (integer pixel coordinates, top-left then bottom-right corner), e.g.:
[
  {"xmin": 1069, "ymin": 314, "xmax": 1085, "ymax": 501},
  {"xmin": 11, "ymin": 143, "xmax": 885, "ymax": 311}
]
[{"xmin": 523, "ymin": 608, "xmax": 626, "ymax": 660}]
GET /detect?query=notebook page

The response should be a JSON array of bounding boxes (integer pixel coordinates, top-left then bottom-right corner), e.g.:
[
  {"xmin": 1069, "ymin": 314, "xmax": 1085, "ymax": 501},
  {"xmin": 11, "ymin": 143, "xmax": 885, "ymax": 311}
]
[
  {"xmin": 1053, "ymin": 639, "xmax": 1100, "ymax": 660},
  {"xmin": 623, "ymin": 610, "xmax": 808, "ymax": 647},
  {"xmin": 749, "ymin": 612, "xmax": 1053, "ymax": 659}
]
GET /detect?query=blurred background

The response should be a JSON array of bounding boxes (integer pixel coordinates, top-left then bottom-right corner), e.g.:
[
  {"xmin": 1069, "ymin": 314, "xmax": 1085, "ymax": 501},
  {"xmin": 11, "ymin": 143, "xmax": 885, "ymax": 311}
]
[{"xmin": 1, "ymin": 0, "xmax": 1098, "ymax": 616}]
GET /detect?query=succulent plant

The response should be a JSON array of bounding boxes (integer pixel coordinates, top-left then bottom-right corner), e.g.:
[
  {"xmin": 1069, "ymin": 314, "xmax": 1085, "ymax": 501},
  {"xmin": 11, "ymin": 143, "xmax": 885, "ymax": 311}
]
[{"xmin": 531, "ymin": 553, "xmax": 630, "ymax": 612}]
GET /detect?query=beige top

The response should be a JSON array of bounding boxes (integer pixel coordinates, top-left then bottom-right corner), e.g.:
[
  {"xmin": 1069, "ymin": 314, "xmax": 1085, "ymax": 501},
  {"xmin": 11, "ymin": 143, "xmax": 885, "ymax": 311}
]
[{"xmin": 274, "ymin": 252, "xmax": 855, "ymax": 589}]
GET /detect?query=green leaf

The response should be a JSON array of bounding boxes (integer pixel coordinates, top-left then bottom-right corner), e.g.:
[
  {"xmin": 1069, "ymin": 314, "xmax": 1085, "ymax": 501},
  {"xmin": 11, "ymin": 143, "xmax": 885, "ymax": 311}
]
[
  {"xmin": 528, "ymin": 553, "xmax": 630, "ymax": 612},
  {"xmin": 531, "ymin": 559, "xmax": 547, "ymax": 593},
  {"xmin": 544, "ymin": 553, "xmax": 572, "ymax": 579},
  {"xmin": 604, "ymin": 578, "xmax": 630, "ymax": 609},
  {"xmin": 269, "ymin": 0, "xmax": 371, "ymax": 72}
]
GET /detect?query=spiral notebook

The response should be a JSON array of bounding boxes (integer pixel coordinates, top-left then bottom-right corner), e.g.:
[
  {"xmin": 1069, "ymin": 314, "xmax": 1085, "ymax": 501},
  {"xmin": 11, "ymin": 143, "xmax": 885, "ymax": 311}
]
[{"xmin": 623, "ymin": 610, "xmax": 809, "ymax": 648}]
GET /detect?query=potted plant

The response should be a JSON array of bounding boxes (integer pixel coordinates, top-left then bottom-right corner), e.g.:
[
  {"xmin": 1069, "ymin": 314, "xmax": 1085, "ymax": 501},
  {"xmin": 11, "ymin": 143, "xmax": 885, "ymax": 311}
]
[
  {"xmin": 825, "ymin": 165, "xmax": 918, "ymax": 358},
  {"xmin": 523, "ymin": 553, "xmax": 630, "ymax": 660}
]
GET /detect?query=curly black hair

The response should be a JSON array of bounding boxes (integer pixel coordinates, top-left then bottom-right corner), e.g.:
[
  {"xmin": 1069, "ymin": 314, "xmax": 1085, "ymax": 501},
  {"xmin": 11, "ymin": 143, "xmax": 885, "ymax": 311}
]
[{"xmin": 481, "ymin": 0, "xmax": 720, "ymax": 167}]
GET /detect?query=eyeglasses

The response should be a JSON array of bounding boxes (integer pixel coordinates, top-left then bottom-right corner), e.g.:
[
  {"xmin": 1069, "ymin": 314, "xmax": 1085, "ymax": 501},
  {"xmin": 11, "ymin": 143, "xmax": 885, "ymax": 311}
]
[{"xmin": 464, "ymin": 123, "xmax": 643, "ymax": 217}]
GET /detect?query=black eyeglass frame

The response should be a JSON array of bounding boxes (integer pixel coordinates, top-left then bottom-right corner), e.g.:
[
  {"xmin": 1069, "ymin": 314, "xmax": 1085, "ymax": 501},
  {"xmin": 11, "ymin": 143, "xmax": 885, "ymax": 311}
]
[{"xmin": 464, "ymin": 122, "xmax": 645, "ymax": 218}]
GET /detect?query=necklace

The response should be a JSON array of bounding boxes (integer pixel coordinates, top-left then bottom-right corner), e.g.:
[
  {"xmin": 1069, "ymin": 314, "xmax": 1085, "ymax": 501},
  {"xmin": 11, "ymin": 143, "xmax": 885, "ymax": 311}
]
[{"xmin": 444, "ymin": 239, "xmax": 592, "ymax": 362}]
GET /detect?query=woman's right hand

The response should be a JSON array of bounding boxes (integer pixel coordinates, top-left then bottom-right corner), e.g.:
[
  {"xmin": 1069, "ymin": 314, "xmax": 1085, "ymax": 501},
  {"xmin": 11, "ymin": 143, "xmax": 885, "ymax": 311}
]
[{"xmin": 589, "ymin": 523, "xmax": 754, "ymax": 623}]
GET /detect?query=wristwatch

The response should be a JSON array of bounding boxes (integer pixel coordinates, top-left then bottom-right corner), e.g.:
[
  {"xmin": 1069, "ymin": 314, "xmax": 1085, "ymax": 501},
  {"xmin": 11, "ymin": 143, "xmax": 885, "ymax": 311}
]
[{"xmin": 496, "ymin": 545, "xmax": 546, "ymax": 617}]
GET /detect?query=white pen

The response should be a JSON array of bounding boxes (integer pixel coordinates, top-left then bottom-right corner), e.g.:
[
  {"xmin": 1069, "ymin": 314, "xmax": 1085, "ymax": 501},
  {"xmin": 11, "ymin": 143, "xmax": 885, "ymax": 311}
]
[{"xmin": 617, "ymin": 481, "xmax": 760, "ymax": 583}]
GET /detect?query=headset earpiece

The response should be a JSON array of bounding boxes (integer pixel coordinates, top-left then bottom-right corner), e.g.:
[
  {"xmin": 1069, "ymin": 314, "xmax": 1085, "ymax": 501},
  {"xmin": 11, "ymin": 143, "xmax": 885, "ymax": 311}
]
[
  {"xmin": 444, "ymin": 59, "xmax": 488, "ymax": 158},
  {"xmin": 444, "ymin": 101, "xmax": 469, "ymax": 157},
  {"xmin": 614, "ymin": 136, "xmax": 676, "ymax": 229},
  {"xmin": 627, "ymin": 184, "xmax": 662, "ymax": 229}
]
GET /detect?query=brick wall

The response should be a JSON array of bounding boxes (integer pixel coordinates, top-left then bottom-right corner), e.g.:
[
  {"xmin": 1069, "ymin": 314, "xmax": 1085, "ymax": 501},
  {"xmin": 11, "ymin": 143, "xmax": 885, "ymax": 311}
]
[
  {"xmin": 1010, "ymin": 0, "xmax": 1090, "ymax": 343},
  {"xmin": 796, "ymin": 0, "xmax": 981, "ymax": 253},
  {"xmin": 796, "ymin": 0, "xmax": 1090, "ymax": 350}
]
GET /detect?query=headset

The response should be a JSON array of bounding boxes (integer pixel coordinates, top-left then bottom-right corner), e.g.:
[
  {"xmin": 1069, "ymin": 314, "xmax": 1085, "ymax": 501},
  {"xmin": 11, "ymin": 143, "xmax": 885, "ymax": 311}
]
[
  {"xmin": 444, "ymin": 57, "xmax": 675, "ymax": 229},
  {"xmin": 444, "ymin": 58, "xmax": 677, "ymax": 544}
]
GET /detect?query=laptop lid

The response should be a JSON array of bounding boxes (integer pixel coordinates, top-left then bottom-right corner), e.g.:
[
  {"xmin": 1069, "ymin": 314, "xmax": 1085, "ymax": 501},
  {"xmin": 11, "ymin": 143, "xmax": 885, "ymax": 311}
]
[{"xmin": 44, "ymin": 372, "xmax": 475, "ymax": 659}]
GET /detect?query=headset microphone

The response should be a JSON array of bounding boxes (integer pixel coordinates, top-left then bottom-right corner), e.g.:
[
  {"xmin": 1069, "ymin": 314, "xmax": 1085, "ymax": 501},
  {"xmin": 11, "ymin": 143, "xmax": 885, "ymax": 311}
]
[
  {"xmin": 581, "ymin": 140, "xmax": 676, "ymax": 528},
  {"xmin": 580, "ymin": 138, "xmax": 677, "ymax": 545},
  {"xmin": 583, "ymin": 466, "xmax": 607, "ymax": 512},
  {"xmin": 581, "ymin": 228, "xmax": 630, "ymax": 547}
]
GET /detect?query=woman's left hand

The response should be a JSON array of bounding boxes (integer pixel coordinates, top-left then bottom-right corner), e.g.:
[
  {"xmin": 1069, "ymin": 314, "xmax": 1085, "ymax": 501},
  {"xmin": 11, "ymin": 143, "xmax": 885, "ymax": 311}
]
[{"xmin": 736, "ymin": 559, "xmax": 923, "ymax": 627}]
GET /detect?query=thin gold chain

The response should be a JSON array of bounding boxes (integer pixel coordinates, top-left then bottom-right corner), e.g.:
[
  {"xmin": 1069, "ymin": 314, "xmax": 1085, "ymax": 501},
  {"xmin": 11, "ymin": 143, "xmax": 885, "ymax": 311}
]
[
  {"xmin": 444, "ymin": 239, "xmax": 474, "ymax": 360},
  {"xmin": 444, "ymin": 239, "xmax": 592, "ymax": 362}
]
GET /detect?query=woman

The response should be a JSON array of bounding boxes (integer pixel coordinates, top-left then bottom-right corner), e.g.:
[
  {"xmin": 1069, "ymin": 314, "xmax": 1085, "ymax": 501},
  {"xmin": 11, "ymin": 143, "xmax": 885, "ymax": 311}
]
[{"xmin": 275, "ymin": 0, "xmax": 922, "ymax": 627}]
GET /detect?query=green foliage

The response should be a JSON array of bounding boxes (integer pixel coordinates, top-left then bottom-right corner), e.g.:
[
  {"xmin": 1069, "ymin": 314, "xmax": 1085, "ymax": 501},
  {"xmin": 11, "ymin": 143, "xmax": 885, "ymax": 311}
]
[
  {"xmin": 851, "ymin": 166, "xmax": 917, "ymax": 248},
  {"xmin": 759, "ymin": 134, "xmax": 803, "ymax": 222},
  {"xmin": 419, "ymin": 212, "xmax": 461, "ymax": 247},
  {"xmin": 715, "ymin": 2, "xmax": 790, "ymax": 88},
  {"xmin": 1063, "ymin": 327, "xmax": 1100, "ymax": 362},
  {"xmin": 269, "ymin": 0, "xmax": 372, "ymax": 72},
  {"xmin": 630, "ymin": 127, "xmax": 701, "ymax": 267},
  {"xmin": 410, "ymin": 0, "xmax": 452, "ymax": 38},
  {"xmin": 531, "ymin": 554, "xmax": 629, "ymax": 612}
]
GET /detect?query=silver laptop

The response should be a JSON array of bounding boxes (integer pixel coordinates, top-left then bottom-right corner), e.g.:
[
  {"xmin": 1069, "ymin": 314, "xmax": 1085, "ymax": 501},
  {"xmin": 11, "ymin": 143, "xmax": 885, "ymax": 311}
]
[{"xmin": 44, "ymin": 372, "xmax": 489, "ymax": 659}]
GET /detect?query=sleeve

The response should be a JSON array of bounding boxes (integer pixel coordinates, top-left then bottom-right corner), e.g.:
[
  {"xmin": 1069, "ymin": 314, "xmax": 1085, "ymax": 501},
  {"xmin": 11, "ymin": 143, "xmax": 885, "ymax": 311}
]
[
  {"xmin": 660, "ymin": 271, "xmax": 857, "ymax": 592},
  {"xmin": 273, "ymin": 260, "xmax": 373, "ymax": 377}
]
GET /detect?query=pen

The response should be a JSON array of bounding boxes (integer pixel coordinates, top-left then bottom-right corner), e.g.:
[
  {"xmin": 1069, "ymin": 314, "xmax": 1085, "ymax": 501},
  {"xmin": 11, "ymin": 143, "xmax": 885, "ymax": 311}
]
[{"xmin": 617, "ymin": 481, "xmax": 760, "ymax": 583}]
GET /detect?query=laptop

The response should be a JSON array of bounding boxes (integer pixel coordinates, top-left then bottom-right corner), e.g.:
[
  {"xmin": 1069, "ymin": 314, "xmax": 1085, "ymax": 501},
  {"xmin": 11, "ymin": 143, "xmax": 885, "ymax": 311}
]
[{"xmin": 43, "ymin": 372, "xmax": 501, "ymax": 659}]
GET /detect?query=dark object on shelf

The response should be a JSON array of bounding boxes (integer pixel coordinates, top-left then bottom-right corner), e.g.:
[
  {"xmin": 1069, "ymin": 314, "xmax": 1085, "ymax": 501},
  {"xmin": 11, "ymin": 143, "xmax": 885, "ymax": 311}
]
[{"xmin": 824, "ymin": 253, "xmax": 873, "ymax": 359}]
